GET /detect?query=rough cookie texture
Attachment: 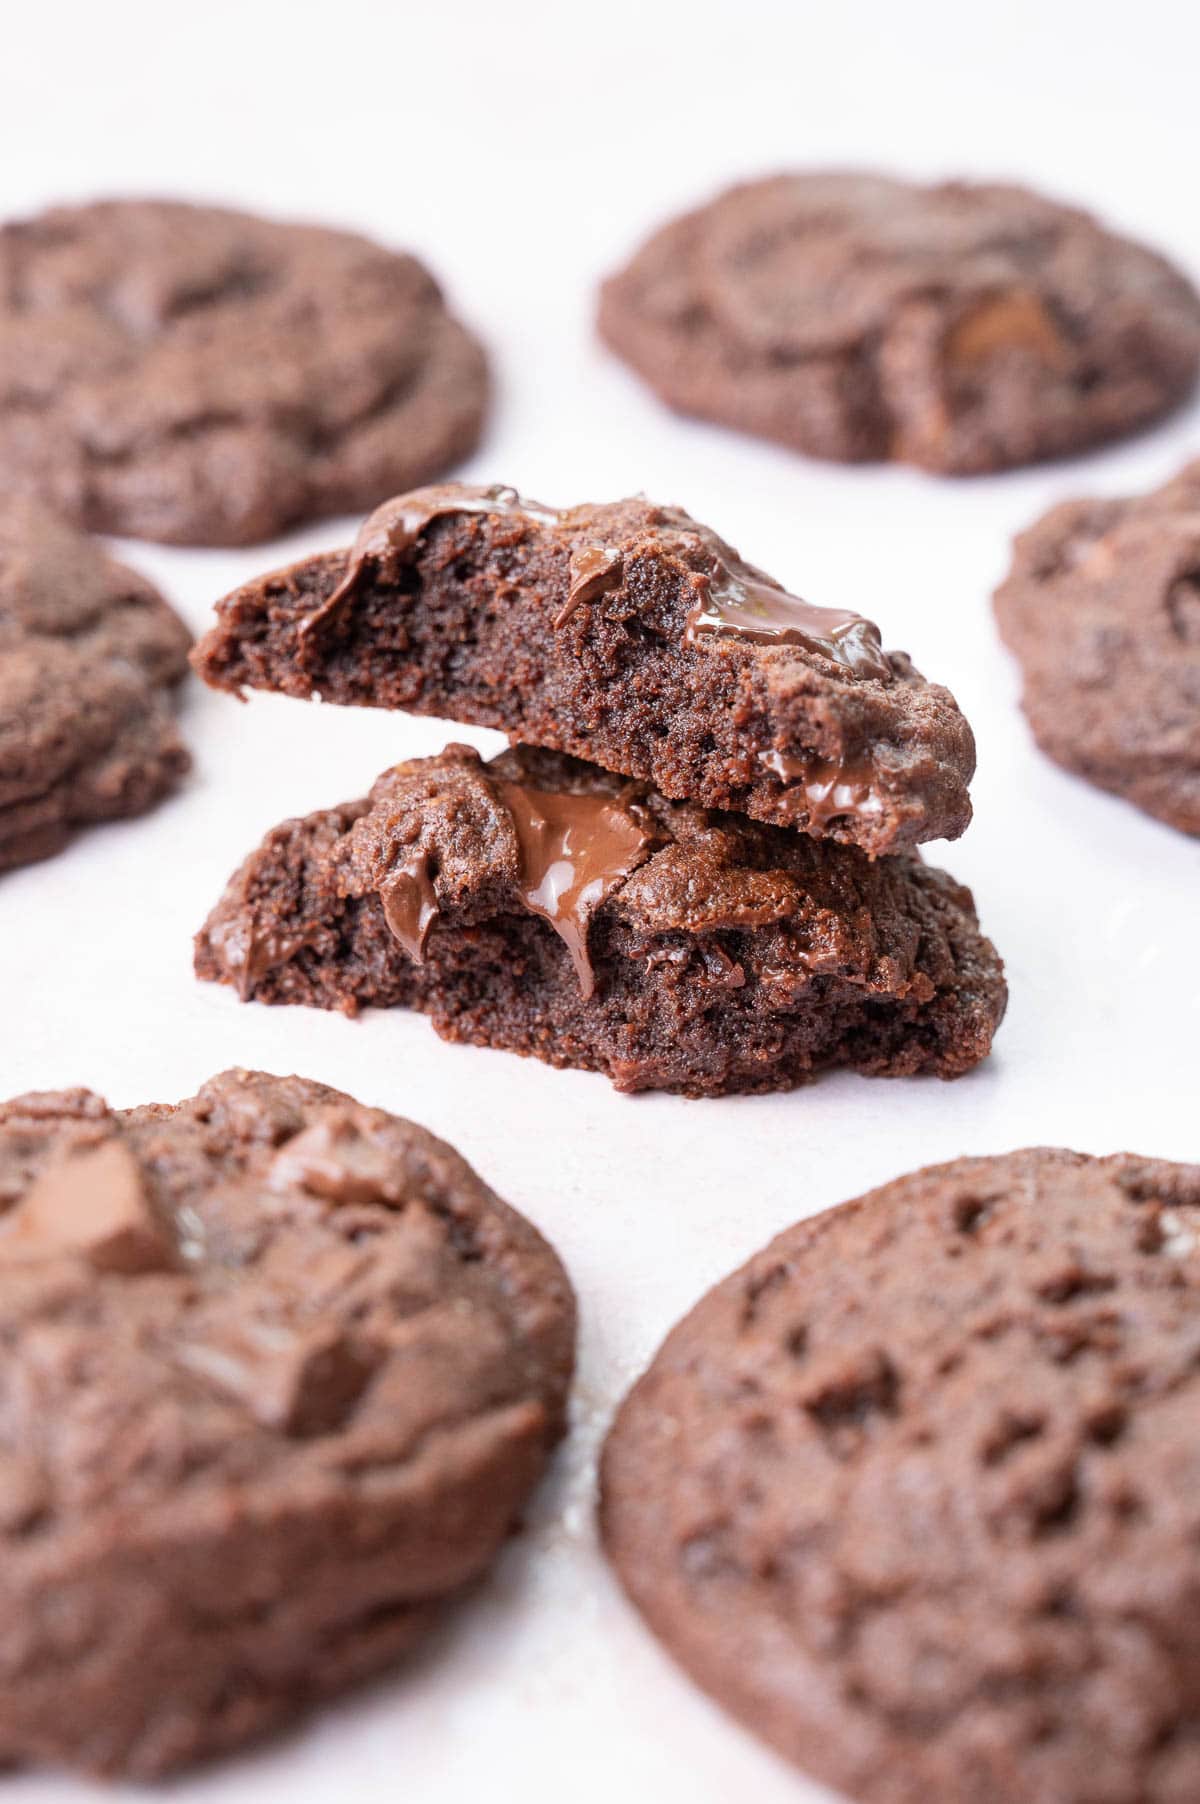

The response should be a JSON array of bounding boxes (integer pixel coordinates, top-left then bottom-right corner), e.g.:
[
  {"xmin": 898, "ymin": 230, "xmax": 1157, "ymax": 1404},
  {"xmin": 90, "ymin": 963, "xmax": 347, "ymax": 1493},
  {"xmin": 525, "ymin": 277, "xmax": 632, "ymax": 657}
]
[
  {"xmin": 602, "ymin": 1149, "xmax": 1200, "ymax": 1804},
  {"xmin": 0, "ymin": 1069, "xmax": 574, "ymax": 1778},
  {"xmin": 0, "ymin": 500, "xmax": 191, "ymax": 871},
  {"xmin": 0, "ymin": 200, "xmax": 488, "ymax": 545},
  {"xmin": 194, "ymin": 744, "xmax": 1005, "ymax": 1097},
  {"xmin": 192, "ymin": 483, "xmax": 975, "ymax": 856},
  {"xmin": 994, "ymin": 459, "xmax": 1200, "ymax": 834},
  {"xmin": 599, "ymin": 173, "xmax": 1200, "ymax": 473}
]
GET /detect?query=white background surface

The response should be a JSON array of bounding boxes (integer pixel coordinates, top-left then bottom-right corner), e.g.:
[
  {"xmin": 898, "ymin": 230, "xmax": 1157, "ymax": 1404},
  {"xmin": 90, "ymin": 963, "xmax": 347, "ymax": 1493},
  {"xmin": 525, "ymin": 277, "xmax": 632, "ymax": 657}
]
[{"xmin": 2, "ymin": 2, "xmax": 1198, "ymax": 1798}]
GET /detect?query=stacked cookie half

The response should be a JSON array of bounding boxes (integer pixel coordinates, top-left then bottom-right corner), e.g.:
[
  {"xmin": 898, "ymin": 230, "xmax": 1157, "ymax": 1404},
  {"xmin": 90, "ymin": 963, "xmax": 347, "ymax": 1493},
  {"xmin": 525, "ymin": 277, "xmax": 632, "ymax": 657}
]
[{"xmin": 192, "ymin": 482, "xmax": 1006, "ymax": 1095}]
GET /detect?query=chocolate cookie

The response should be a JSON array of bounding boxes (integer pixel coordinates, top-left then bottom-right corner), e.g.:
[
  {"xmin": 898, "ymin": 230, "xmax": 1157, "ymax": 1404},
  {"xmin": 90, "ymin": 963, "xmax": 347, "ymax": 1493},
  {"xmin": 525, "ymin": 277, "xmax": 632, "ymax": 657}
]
[
  {"xmin": 0, "ymin": 200, "xmax": 488, "ymax": 545},
  {"xmin": 994, "ymin": 460, "xmax": 1200, "ymax": 834},
  {"xmin": 192, "ymin": 483, "xmax": 975, "ymax": 856},
  {"xmin": 0, "ymin": 500, "xmax": 191, "ymax": 871},
  {"xmin": 194, "ymin": 744, "xmax": 1005, "ymax": 1097},
  {"xmin": 602, "ymin": 1148, "xmax": 1200, "ymax": 1804},
  {"xmin": 0, "ymin": 1069, "xmax": 574, "ymax": 1777},
  {"xmin": 599, "ymin": 173, "xmax": 1200, "ymax": 473}
]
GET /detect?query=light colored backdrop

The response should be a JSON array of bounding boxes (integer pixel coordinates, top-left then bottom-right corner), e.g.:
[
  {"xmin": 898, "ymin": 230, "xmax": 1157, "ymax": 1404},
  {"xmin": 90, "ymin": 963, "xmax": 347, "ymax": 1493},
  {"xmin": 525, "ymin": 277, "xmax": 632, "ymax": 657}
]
[{"xmin": 2, "ymin": 2, "xmax": 1198, "ymax": 1798}]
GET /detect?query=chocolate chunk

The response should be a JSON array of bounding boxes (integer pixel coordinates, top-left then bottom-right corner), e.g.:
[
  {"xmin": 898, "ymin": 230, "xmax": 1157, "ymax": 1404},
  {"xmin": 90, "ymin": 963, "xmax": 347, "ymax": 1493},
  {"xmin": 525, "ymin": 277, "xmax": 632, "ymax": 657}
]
[
  {"xmin": 379, "ymin": 849, "xmax": 441, "ymax": 963},
  {"xmin": 192, "ymin": 483, "xmax": 975, "ymax": 856},
  {"xmin": 995, "ymin": 458, "xmax": 1200, "ymax": 835},
  {"xmin": 602, "ymin": 1148, "xmax": 1200, "ymax": 1803},
  {"xmin": 682, "ymin": 558, "xmax": 892, "ymax": 680},
  {"xmin": 179, "ymin": 1319, "xmax": 379, "ymax": 1437},
  {"xmin": 0, "ymin": 1137, "xmax": 176, "ymax": 1274},
  {"xmin": 194, "ymin": 743, "xmax": 1006, "ymax": 1097},
  {"xmin": 266, "ymin": 1112, "xmax": 407, "ymax": 1207},
  {"xmin": 0, "ymin": 201, "xmax": 489, "ymax": 546},
  {"xmin": 493, "ymin": 778, "xmax": 659, "ymax": 997},
  {"xmin": 0, "ymin": 1070, "xmax": 574, "ymax": 1777},
  {"xmin": 557, "ymin": 544, "xmax": 625, "ymax": 624},
  {"xmin": 599, "ymin": 171, "xmax": 1200, "ymax": 473},
  {"xmin": 0, "ymin": 500, "xmax": 191, "ymax": 873}
]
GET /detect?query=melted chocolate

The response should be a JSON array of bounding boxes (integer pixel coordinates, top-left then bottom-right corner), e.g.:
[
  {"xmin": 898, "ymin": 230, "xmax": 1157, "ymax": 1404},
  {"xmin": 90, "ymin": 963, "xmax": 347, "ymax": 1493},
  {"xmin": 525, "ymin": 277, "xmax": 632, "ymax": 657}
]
[
  {"xmin": 554, "ymin": 545, "xmax": 625, "ymax": 626},
  {"xmin": 301, "ymin": 483, "xmax": 564, "ymax": 643},
  {"xmin": 372, "ymin": 780, "xmax": 658, "ymax": 998},
  {"xmin": 761, "ymin": 750, "xmax": 887, "ymax": 829},
  {"xmin": 686, "ymin": 559, "xmax": 892, "ymax": 682},
  {"xmin": 495, "ymin": 781, "xmax": 658, "ymax": 999},
  {"xmin": 379, "ymin": 849, "xmax": 439, "ymax": 963},
  {"xmin": 207, "ymin": 916, "xmax": 324, "ymax": 1001}
]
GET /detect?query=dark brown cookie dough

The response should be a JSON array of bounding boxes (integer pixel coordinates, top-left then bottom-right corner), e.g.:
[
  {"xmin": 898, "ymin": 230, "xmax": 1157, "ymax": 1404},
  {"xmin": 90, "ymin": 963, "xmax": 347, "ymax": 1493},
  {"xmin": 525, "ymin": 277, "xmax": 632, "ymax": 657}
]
[
  {"xmin": 194, "ymin": 743, "xmax": 1005, "ymax": 1097},
  {"xmin": 0, "ymin": 500, "xmax": 191, "ymax": 871},
  {"xmin": 192, "ymin": 482, "xmax": 975, "ymax": 856},
  {"xmin": 994, "ymin": 460, "xmax": 1200, "ymax": 834},
  {"xmin": 0, "ymin": 1068, "xmax": 574, "ymax": 1778},
  {"xmin": 599, "ymin": 173, "xmax": 1200, "ymax": 474},
  {"xmin": 0, "ymin": 200, "xmax": 489, "ymax": 546},
  {"xmin": 602, "ymin": 1148, "xmax": 1200, "ymax": 1804}
]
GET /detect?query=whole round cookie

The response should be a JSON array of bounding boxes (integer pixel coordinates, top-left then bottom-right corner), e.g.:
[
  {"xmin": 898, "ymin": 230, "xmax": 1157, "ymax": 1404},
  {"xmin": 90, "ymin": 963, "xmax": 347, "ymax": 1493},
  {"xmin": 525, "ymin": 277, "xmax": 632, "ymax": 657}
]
[
  {"xmin": 599, "ymin": 173, "xmax": 1200, "ymax": 473},
  {"xmin": 0, "ymin": 499, "xmax": 191, "ymax": 871},
  {"xmin": 0, "ymin": 1069, "xmax": 574, "ymax": 1776},
  {"xmin": 995, "ymin": 460, "xmax": 1200, "ymax": 834},
  {"xmin": 0, "ymin": 200, "xmax": 489, "ymax": 545},
  {"xmin": 602, "ymin": 1148, "xmax": 1200, "ymax": 1803}
]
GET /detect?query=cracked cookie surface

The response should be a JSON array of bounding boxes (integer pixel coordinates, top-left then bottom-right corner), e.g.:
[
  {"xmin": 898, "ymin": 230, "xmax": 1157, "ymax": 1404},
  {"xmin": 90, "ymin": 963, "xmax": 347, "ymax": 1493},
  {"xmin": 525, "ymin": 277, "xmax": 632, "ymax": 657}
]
[
  {"xmin": 602, "ymin": 1147, "xmax": 1200, "ymax": 1804},
  {"xmin": 0, "ymin": 1069, "xmax": 574, "ymax": 1777},
  {"xmin": 599, "ymin": 173, "xmax": 1200, "ymax": 473},
  {"xmin": 0, "ymin": 499, "xmax": 191, "ymax": 871},
  {"xmin": 0, "ymin": 200, "xmax": 488, "ymax": 544}
]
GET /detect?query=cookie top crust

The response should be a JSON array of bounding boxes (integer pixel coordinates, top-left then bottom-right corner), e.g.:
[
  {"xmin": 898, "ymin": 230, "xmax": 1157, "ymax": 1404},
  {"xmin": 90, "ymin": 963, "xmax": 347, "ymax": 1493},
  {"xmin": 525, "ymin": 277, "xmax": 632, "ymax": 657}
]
[
  {"xmin": 193, "ymin": 482, "xmax": 975, "ymax": 856},
  {"xmin": 0, "ymin": 1069, "xmax": 574, "ymax": 1775},
  {"xmin": 994, "ymin": 459, "xmax": 1200, "ymax": 834},
  {"xmin": 602, "ymin": 1147, "xmax": 1200, "ymax": 1804},
  {"xmin": 0, "ymin": 498, "xmax": 191, "ymax": 870},
  {"xmin": 599, "ymin": 172, "xmax": 1200, "ymax": 473},
  {"xmin": 0, "ymin": 200, "xmax": 489, "ymax": 545}
]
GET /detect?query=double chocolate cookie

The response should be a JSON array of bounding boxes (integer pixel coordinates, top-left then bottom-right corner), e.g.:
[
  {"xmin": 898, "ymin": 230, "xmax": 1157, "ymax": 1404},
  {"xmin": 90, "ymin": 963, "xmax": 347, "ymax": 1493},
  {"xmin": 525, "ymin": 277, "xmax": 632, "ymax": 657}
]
[
  {"xmin": 602, "ymin": 1148, "xmax": 1200, "ymax": 1803},
  {"xmin": 0, "ymin": 1069, "xmax": 574, "ymax": 1777},
  {"xmin": 192, "ymin": 482, "xmax": 975, "ymax": 857},
  {"xmin": 995, "ymin": 460, "xmax": 1200, "ymax": 834},
  {"xmin": 0, "ymin": 500, "xmax": 191, "ymax": 871},
  {"xmin": 0, "ymin": 201, "xmax": 488, "ymax": 545},
  {"xmin": 599, "ymin": 173, "xmax": 1200, "ymax": 473},
  {"xmin": 195, "ymin": 744, "xmax": 1005, "ymax": 1096}
]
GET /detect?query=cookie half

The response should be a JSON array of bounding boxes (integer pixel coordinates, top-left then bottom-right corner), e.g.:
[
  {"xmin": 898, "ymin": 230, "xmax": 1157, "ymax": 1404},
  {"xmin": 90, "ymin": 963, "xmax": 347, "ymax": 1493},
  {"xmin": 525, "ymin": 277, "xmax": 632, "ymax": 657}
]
[
  {"xmin": 599, "ymin": 173, "xmax": 1200, "ymax": 473},
  {"xmin": 0, "ymin": 500, "xmax": 191, "ymax": 871},
  {"xmin": 0, "ymin": 1069, "xmax": 574, "ymax": 1776},
  {"xmin": 994, "ymin": 459, "xmax": 1200, "ymax": 834},
  {"xmin": 0, "ymin": 200, "xmax": 489, "ymax": 545},
  {"xmin": 192, "ymin": 482, "xmax": 975, "ymax": 856},
  {"xmin": 602, "ymin": 1148, "xmax": 1200, "ymax": 1803},
  {"xmin": 194, "ymin": 743, "xmax": 1004, "ymax": 1096}
]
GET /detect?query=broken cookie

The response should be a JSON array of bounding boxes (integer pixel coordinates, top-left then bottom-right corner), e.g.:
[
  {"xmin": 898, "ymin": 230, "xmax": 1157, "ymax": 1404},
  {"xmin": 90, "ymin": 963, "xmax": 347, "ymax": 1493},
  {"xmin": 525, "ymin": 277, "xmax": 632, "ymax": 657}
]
[
  {"xmin": 192, "ymin": 482, "xmax": 975, "ymax": 856},
  {"xmin": 195, "ymin": 744, "xmax": 1005, "ymax": 1097}
]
